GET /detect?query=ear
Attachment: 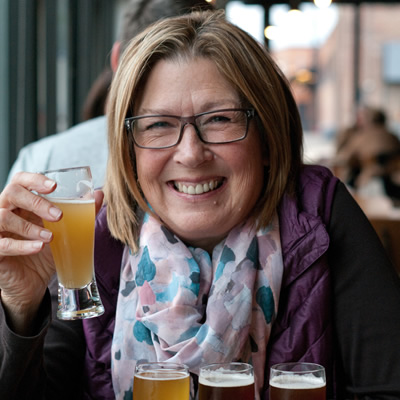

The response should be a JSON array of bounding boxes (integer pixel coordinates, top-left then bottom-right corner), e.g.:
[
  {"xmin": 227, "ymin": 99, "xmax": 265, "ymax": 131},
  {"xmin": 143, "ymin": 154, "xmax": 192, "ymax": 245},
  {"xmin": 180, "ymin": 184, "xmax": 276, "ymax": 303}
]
[{"xmin": 110, "ymin": 41, "xmax": 121, "ymax": 73}]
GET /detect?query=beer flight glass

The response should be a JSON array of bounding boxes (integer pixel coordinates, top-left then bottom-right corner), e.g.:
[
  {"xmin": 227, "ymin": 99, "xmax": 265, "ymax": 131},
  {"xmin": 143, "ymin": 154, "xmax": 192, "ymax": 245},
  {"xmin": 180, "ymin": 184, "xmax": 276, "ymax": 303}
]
[
  {"xmin": 198, "ymin": 362, "xmax": 255, "ymax": 400},
  {"xmin": 41, "ymin": 166, "xmax": 104, "ymax": 320},
  {"xmin": 133, "ymin": 362, "xmax": 190, "ymax": 400},
  {"xmin": 269, "ymin": 362, "xmax": 326, "ymax": 400}
]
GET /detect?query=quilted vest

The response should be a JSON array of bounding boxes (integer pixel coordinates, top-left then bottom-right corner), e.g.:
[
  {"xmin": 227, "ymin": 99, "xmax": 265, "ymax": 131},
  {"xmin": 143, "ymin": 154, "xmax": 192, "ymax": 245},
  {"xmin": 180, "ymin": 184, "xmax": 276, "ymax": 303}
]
[{"xmin": 82, "ymin": 164, "xmax": 339, "ymax": 399}]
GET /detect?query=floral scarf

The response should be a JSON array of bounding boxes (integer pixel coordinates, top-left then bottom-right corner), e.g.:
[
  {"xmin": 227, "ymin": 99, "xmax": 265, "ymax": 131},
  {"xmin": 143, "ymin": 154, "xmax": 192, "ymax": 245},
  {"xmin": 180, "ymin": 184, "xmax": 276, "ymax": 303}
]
[{"xmin": 111, "ymin": 212, "xmax": 283, "ymax": 399}]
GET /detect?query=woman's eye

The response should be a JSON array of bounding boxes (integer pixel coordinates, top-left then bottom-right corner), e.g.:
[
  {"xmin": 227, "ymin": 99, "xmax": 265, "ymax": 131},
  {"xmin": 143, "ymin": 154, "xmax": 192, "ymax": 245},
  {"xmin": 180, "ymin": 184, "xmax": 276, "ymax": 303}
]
[
  {"xmin": 146, "ymin": 121, "xmax": 171, "ymax": 130},
  {"xmin": 207, "ymin": 115, "xmax": 230, "ymax": 124}
]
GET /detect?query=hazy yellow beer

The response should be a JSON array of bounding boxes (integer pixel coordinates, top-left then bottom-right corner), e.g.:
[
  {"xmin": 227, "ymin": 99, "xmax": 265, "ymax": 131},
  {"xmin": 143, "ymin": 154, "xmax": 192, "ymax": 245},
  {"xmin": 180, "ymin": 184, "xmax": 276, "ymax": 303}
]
[
  {"xmin": 43, "ymin": 199, "xmax": 95, "ymax": 288},
  {"xmin": 133, "ymin": 363, "xmax": 190, "ymax": 400},
  {"xmin": 41, "ymin": 166, "xmax": 104, "ymax": 320}
]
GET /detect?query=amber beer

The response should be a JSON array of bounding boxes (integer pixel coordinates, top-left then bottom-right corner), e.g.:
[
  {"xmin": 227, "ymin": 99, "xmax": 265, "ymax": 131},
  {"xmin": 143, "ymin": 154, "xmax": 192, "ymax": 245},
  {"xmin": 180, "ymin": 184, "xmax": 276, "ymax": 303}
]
[
  {"xmin": 133, "ymin": 363, "xmax": 190, "ymax": 400},
  {"xmin": 269, "ymin": 362, "xmax": 326, "ymax": 400},
  {"xmin": 43, "ymin": 198, "xmax": 95, "ymax": 289},
  {"xmin": 269, "ymin": 375, "xmax": 326, "ymax": 400},
  {"xmin": 199, "ymin": 373, "xmax": 254, "ymax": 400},
  {"xmin": 199, "ymin": 362, "xmax": 255, "ymax": 400}
]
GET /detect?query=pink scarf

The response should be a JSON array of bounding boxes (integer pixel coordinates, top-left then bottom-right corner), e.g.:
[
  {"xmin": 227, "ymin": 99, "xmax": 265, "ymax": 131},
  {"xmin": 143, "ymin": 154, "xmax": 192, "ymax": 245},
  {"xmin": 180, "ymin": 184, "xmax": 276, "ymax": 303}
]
[{"xmin": 111, "ymin": 213, "xmax": 283, "ymax": 399}]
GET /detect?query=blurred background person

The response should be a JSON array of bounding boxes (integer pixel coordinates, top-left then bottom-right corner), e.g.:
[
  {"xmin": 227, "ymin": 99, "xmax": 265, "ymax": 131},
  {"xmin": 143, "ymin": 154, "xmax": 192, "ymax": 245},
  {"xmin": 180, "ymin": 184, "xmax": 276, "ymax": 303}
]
[
  {"xmin": 5, "ymin": 0, "xmax": 214, "ymax": 189},
  {"xmin": 334, "ymin": 105, "xmax": 400, "ymax": 199},
  {"xmin": 81, "ymin": 67, "xmax": 113, "ymax": 121}
]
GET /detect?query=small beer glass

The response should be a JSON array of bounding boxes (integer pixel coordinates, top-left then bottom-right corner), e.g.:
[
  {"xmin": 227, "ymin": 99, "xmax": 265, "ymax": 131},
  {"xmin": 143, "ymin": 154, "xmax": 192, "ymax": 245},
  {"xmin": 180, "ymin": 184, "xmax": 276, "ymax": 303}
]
[
  {"xmin": 133, "ymin": 362, "xmax": 190, "ymax": 400},
  {"xmin": 41, "ymin": 166, "xmax": 104, "ymax": 320},
  {"xmin": 198, "ymin": 362, "xmax": 255, "ymax": 400},
  {"xmin": 269, "ymin": 362, "xmax": 326, "ymax": 400}
]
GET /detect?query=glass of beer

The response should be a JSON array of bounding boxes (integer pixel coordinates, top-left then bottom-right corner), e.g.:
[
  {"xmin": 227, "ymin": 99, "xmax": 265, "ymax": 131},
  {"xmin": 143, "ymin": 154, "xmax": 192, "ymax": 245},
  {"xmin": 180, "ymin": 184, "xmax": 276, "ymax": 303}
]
[
  {"xmin": 269, "ymin": 362, "xmax": 326, "ymax": 400},
  {"xmin": 198, "ymin": 362, "xmax": 255, "ymax": 400},
  {"xmin": 41, "ymin": 166, "xmax": 104, "ymax": 320},
  {"xmin": 133, "ymin": 362, "xmax": 190, "ymax": 400}
]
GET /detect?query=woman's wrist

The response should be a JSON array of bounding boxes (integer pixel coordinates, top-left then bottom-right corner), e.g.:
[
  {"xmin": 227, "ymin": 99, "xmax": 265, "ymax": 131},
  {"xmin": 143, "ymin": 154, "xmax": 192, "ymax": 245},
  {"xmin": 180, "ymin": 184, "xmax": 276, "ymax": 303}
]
[{"xmin": 1, "ymin": 291, "xmax": 45, "ymax": 336}]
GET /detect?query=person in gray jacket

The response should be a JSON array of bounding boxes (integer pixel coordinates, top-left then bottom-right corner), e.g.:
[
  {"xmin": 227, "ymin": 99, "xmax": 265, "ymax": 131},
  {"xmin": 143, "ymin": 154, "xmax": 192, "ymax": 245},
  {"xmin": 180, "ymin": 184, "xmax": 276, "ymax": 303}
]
[{"xmin": 6, "ymin": 0, "xmax": 214, "ymax": 189}]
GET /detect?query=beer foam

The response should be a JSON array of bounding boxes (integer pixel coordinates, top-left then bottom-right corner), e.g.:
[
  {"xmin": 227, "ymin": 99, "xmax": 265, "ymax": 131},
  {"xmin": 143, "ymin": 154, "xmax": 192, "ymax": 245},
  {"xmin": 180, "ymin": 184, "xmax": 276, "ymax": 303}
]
[
  {"xmin": 51, "ymin": 198, "xmax": 94, "ymax": 204},
  {"xmin": 199, "ymin": 370, "xmax": 254, "ymax": 388},
  {"xmin": 270, "ymin": 374, "xmax": 325, "ymax": 389},
  {"xmin": 136, "ymin": 370, "xmax": 188, "ymax": 381}
]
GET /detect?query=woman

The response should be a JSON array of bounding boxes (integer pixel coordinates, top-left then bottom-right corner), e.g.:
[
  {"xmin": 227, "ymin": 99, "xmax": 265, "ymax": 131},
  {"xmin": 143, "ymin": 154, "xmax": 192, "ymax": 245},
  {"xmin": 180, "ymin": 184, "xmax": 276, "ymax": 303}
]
[{"xmin": 1, "ymin": 10, "xmax": 400, "ymax": 400}]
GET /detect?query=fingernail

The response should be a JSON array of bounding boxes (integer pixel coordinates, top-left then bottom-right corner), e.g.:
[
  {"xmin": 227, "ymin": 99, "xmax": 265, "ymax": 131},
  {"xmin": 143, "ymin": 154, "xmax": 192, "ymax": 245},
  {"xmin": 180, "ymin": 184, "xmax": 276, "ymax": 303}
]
[
  {"xmin": 32, "ymin": 241, "xmax": 44, "ymax": 249},
  {"xmin": 49, "ymin": 207, "xmax": 62, "ymax": 219},
  {"xmin": 44, "ymin": 179, "xmax": 56, "ymax": 188},
  {"xmin": 40, "ymin": 230, "xmax": 52, "ymax": 240}
]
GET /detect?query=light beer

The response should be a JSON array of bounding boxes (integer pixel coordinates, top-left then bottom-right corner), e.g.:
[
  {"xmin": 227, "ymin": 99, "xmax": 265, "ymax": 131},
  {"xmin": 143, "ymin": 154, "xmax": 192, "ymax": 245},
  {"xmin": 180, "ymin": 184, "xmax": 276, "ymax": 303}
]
[
  {"xmin": 269, "ymin": 374, "xmax": 326, "ymax": 400},
  {"xmin": 43, "ymin": 199, "xmax": 95, "ymax": 288},
  {"xmin": 198, "ymin": 370, "xmax": 255, "ymax": 400},
  {"xmin": 133, "ymin": 369, "xmax": 190, "ymax": 400}
]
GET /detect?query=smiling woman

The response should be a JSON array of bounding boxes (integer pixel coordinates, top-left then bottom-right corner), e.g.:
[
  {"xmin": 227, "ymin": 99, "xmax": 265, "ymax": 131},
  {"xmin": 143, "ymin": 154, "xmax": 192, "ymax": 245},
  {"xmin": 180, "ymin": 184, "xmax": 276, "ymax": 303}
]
[
  {"xmin": 1, "ymin": 8, "xmax": 400, "ymax": 400},
  {"xmin": 125, "ymin": 58, "xmax": 265, "ymax": 252}
]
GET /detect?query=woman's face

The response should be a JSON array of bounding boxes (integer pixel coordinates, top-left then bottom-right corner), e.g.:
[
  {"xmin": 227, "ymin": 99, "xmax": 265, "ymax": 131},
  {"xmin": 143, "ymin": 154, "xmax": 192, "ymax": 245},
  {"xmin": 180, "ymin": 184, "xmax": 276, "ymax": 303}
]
[{"xmin": 134, "ymin": 57, "xmax": 267, "ymax": 251}]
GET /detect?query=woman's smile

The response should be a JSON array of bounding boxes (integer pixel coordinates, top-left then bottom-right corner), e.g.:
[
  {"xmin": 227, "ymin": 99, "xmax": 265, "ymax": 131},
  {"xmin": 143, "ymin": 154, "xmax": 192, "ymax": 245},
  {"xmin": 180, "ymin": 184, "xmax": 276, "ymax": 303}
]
[
  {"xmin": 172, "ymin": 178, "xmax": 224, "ymax": 195},
  {"xmin": 135, "ymin": 57, "xmax": 266, "ymax": 251}
]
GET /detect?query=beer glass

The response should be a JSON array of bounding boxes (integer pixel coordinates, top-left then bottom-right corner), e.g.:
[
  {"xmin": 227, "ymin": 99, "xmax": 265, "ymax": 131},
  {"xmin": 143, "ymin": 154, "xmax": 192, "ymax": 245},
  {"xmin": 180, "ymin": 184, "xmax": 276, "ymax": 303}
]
[
  {"xmin": 198, "ymin": 362, "xmax": 255, "ymax": 400},
  {"xmin": 41, "ymin": 166, "xmax": 104, "ymax": 320},
  {"xmin": 269, "ymin": 362, "xmax": 326, "ymax": 400},
  {"xmin": 133, "ymin": 362, "xmax": 190, "ymax": 400}
]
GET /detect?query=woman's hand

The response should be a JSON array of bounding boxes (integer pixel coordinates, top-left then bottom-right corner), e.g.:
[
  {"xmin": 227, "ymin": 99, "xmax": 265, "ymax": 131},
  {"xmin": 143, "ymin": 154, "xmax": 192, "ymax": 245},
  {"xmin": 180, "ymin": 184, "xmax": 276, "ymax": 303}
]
[{"xmin": 0, "ymin": 172, "xmax": 62, "ymax": 334}]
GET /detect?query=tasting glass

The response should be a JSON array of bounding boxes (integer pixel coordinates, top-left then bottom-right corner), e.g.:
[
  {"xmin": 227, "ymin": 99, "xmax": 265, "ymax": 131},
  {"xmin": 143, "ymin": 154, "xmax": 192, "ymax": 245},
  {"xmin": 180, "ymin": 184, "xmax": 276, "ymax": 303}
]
[
  {"xmin": 41, "ymin": 166, "xmax": 104, "ymax": 320},
  {"xmin": 133, "ymin": 362, "xmax": 190, "ymax": 400},
  {"xmin": 198, "ymin": 362, "xmax": 255, "ymax": 400},
  {"xmin": 269, "ymin": 362, "xmax": 326, "ymax": 400}
]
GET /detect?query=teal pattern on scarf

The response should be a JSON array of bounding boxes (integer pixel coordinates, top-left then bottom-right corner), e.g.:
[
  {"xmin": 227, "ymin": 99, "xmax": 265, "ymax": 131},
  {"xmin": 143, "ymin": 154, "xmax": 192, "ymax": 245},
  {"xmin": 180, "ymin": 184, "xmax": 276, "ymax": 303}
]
[{"xmin": 111, "ymin": 213, "xmax": 283, "ymax": 400}]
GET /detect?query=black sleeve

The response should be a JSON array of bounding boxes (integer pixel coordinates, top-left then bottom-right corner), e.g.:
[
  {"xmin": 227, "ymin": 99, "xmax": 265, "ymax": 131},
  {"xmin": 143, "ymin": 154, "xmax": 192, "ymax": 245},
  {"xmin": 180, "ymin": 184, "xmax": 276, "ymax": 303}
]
[
  {"xmin": 0, "ymin": 276, "xmax": 86, "ymax": 400},
  {"xmin": 328, "ymin": 182, "xmax": 400, "ymax": 399}
]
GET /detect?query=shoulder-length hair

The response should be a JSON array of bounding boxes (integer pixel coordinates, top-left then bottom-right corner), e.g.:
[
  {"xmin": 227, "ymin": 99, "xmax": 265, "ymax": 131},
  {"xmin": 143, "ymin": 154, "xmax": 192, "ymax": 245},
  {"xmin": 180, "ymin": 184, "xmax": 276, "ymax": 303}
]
[{"xmin": 105, "ymin": 10, "xmax": 303, "ymax": 251}]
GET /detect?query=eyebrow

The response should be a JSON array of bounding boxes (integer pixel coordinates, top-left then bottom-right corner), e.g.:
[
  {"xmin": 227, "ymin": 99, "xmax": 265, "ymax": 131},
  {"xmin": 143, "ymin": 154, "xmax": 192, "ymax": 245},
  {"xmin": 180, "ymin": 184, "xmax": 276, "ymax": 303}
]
[{"xmin": 137, "ymin": 100, "xmax": 241, "ymax": 116}]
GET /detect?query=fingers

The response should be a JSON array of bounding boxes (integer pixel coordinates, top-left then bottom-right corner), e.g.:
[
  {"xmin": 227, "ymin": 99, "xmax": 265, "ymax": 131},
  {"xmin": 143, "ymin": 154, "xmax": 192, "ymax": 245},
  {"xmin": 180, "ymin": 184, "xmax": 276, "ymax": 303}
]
[
  {"xmin": 0, "ymin": 172, "xmax": 59, "ymax": 256},
  {"xmin": 1, "ymin": 172, "xmax": 62, "ymax": 222},
  {"xmin": 0, "ymin": 208, "xmax": 52, "ymax": 242},
  {"xmin": 0, "ymin": 235, "xmax": 44, "ymax": 256},
  {"xmin": 9, "ymin": 171, "xmax": 57, "ymax": 195}
]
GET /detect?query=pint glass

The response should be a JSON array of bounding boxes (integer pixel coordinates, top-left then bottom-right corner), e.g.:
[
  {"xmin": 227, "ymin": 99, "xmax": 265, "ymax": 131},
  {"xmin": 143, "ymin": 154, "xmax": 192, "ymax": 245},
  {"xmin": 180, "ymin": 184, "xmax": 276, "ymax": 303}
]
[
  {"xmin": 198, "ymin": 362, "xmax": 255, "ymax": 400},
  {"xmin": 133, "ymin": 362, "xmax": 190, "ymax": 400},
  {"xmin": 269, "ymin": 362, "xmax": 326, "ymax": 400},
  {"xmin": 41, "ymin": 166, "xmax": 104, "ymax": 320}
]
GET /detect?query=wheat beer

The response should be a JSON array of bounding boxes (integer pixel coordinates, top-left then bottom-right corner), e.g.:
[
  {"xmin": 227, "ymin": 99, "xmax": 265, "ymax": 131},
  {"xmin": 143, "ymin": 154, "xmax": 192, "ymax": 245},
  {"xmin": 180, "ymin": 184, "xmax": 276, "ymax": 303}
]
[
  {"xmin": 199, "ymin": 372, "xmax": 255, "ymax": 400},
  {"xmin": 43, "ymin": 199, "xmax": 95, "ymax": 288},
  {"xmin": 41, "ymin": 166, "xmax": 104, "ymax": 320},
  {"xmin": 133, "ymin": 363, "xmax": 190, "ymax": 400}
]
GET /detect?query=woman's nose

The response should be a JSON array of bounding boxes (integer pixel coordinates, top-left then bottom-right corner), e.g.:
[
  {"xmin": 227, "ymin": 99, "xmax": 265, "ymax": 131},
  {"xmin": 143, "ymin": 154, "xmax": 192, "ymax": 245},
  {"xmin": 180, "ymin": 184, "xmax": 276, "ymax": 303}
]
[{"xmin": 173, "ymin": 124, "xmax": 213, "ymax": 167}]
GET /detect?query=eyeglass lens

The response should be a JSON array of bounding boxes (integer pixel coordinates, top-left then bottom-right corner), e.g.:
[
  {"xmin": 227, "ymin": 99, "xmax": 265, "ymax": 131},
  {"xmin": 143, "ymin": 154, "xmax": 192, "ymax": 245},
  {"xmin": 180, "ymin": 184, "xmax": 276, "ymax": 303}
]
[{"xmin": 130, "ymin": 109, "xmax": 251, "ymax": 148}]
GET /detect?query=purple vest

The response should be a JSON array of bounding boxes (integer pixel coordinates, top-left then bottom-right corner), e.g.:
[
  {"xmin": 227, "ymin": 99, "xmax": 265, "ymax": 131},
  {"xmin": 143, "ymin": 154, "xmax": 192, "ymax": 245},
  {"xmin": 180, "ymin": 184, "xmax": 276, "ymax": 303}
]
[{"xmin": 82, "ymin": 165, "xmax": 339, "ymax": 399}]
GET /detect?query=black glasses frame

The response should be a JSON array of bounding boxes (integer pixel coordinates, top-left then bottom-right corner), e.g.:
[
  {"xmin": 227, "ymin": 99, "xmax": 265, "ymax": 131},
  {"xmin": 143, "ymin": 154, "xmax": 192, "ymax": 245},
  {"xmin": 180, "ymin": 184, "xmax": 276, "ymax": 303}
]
[{"xmin": 124, "ymin": 108, "xmax": 256, "ymax": 149}]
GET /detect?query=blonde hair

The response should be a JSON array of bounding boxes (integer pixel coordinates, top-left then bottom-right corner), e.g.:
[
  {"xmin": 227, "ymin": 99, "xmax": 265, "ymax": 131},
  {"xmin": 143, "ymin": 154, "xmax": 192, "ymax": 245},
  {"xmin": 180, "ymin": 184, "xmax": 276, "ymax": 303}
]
[{"xmin": 105, "ymin": 10, "xmax": 303, "ymax": 251}]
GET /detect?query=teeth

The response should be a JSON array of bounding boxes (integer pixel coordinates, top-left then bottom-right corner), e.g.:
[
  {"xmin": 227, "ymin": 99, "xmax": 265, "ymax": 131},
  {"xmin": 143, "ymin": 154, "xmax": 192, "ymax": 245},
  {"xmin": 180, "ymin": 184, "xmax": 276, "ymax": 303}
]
[{"xmin": 175, "ymin": 180, "xmax": 220, "ymax": 195}]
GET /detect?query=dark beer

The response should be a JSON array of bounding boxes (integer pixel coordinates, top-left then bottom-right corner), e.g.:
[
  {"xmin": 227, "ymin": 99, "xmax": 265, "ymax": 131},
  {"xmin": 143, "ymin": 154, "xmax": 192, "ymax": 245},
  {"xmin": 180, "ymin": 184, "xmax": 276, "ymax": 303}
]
[
  {"xmin": 269, "ymin": 375, "xmax": 326, "ymax": 400},
  {"xmin": 198, "ymin": 372, "xmax": 255, "ymax": 400}
]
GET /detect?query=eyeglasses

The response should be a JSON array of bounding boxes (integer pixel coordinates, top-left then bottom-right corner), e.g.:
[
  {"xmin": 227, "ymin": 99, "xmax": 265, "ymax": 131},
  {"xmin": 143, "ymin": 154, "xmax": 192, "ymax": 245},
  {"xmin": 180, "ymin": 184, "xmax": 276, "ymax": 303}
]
[{"xmin": 125, "ymin": 108, "xmax": 256, "ymax": 149}]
